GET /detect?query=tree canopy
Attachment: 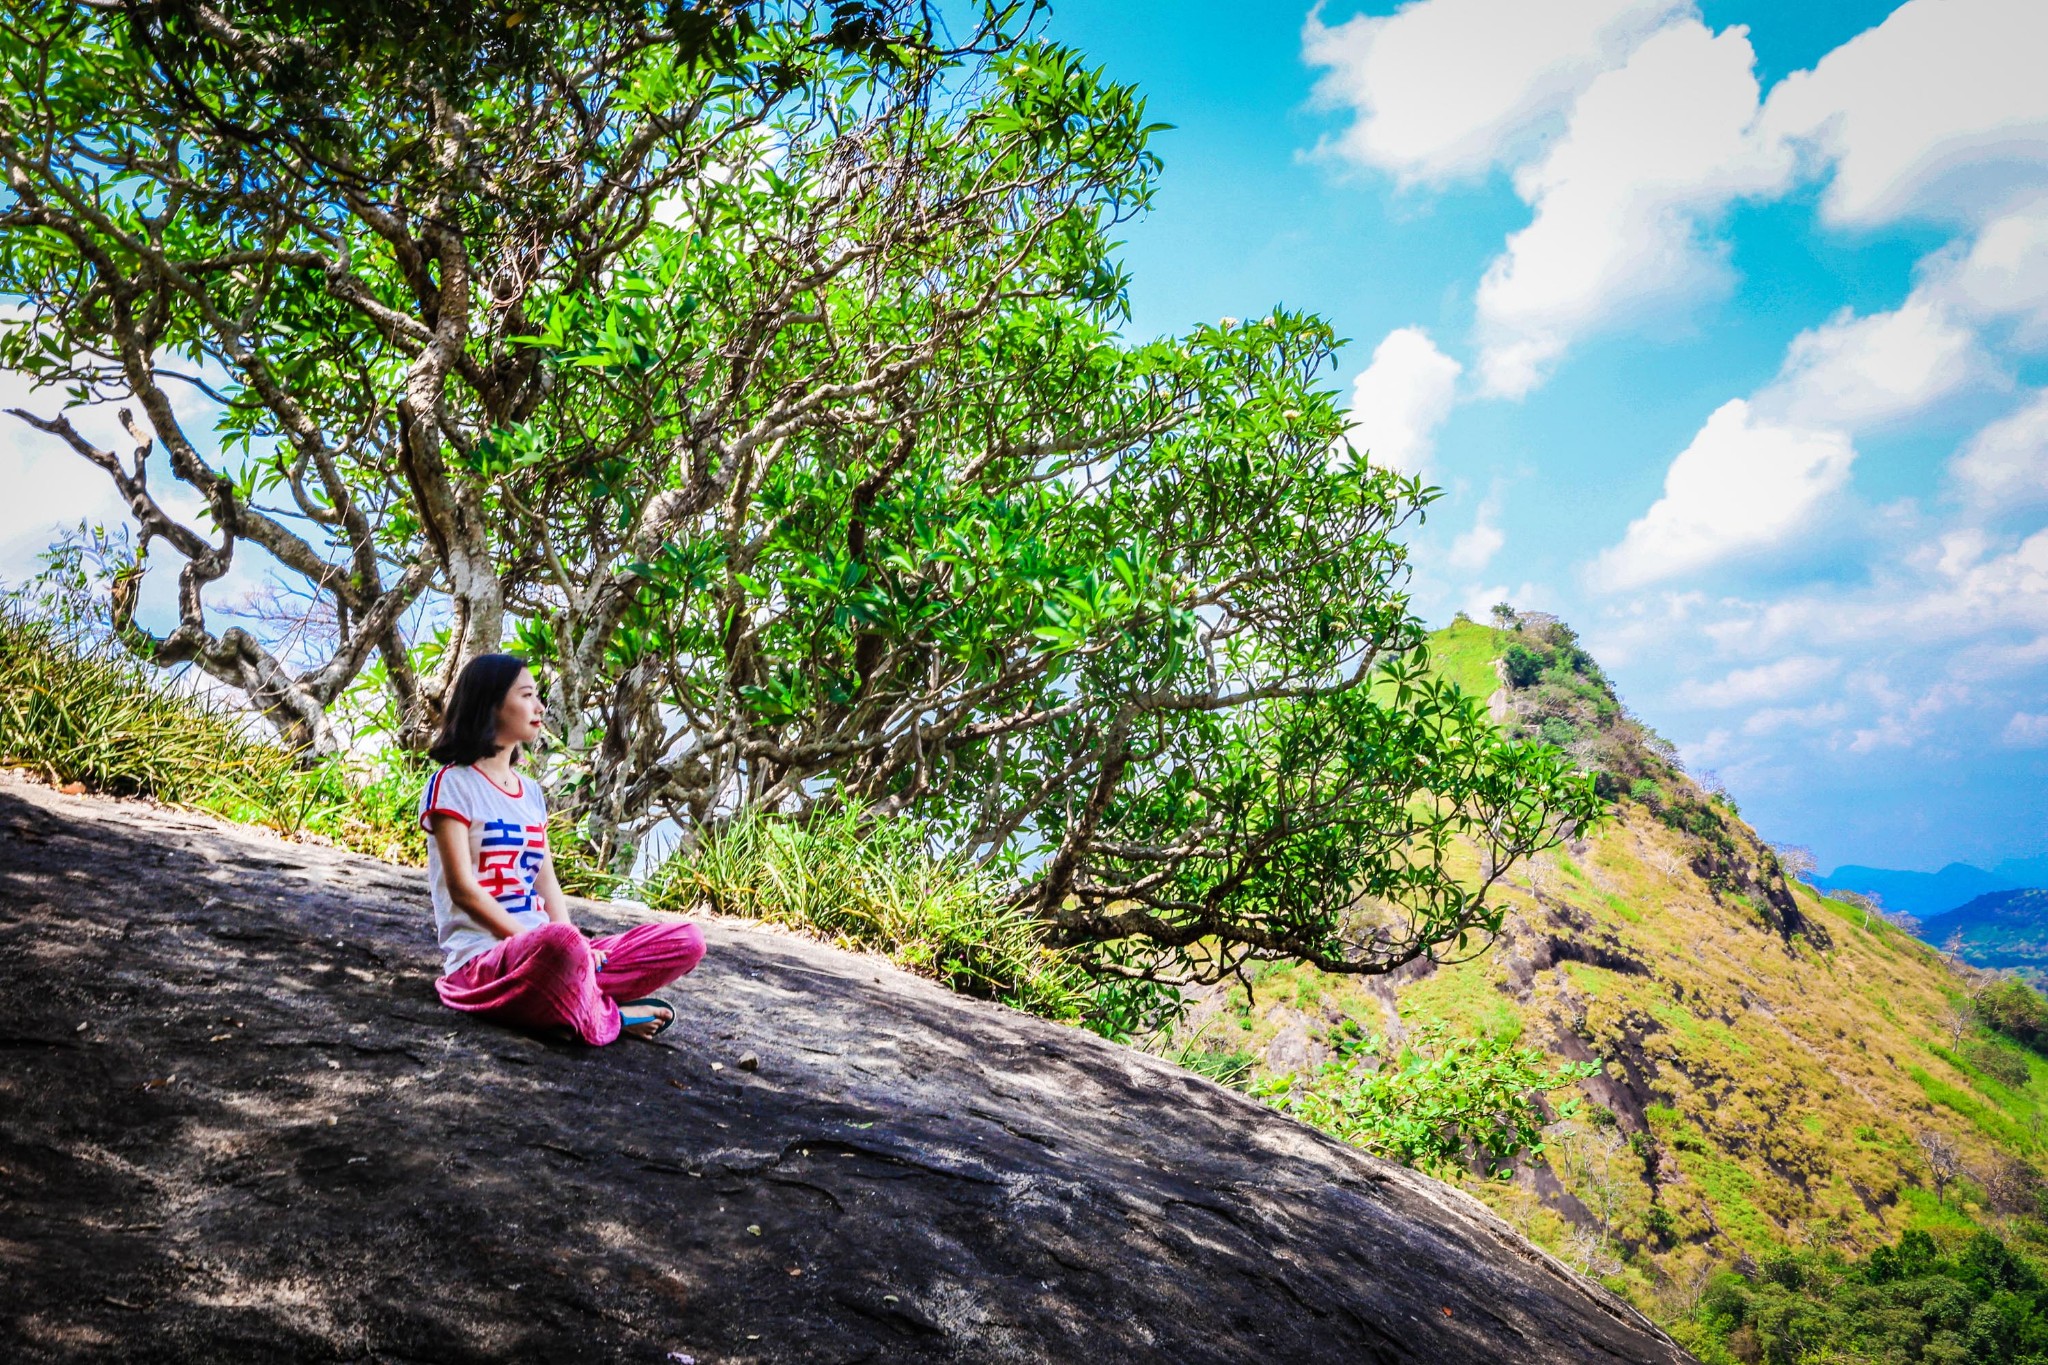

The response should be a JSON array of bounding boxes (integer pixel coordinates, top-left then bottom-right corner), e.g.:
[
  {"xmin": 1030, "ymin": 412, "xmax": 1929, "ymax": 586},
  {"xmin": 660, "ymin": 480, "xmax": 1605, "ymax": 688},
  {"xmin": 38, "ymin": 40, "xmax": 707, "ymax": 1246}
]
[{"xmin": 0, "ymin": 0, "xmax": 1600, "ymax": 983}]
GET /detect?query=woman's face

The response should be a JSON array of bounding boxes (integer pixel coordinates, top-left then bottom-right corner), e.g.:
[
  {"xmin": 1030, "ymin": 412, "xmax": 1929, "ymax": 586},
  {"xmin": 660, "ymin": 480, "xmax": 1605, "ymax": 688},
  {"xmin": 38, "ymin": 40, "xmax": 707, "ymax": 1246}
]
[{"xmin": 494, "ymin": 668, "xmax": 547, "ymax": 749}]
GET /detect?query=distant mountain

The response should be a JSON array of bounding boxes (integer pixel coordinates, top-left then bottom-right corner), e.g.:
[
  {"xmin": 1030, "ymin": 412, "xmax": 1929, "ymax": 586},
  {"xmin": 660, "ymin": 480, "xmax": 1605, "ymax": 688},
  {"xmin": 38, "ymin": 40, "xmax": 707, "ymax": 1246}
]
[
  {"xmin": 1811, "ymin": 862, "xmax": 2019, "ymax": 918},
  {"xmin": 1919, "ymin": 888, "xmax": 2048, "ymax": 981}
]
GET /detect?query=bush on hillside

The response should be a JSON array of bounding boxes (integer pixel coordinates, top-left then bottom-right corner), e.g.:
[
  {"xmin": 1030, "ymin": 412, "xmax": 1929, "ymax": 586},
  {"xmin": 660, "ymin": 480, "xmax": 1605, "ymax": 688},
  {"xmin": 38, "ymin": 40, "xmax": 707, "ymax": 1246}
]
[
  {"xmin": 1963, "ymin": 1039, "xmax": 2034, "ymax": 1089},
  {"xmin": 1502, "ymin": 642, "xmax": 1546, "ymax": 688},
  {"xmin": 1979, "ymin": 978, "xmax": 2048, "ymax": 1055},
  {"xmin": 1254, "ymin": 1017, "xmax": 1599, "ymax": 1177},
  {"xmin": 1677, "ymin": 1230, "xmax": 2048, "ymax": 1365}
]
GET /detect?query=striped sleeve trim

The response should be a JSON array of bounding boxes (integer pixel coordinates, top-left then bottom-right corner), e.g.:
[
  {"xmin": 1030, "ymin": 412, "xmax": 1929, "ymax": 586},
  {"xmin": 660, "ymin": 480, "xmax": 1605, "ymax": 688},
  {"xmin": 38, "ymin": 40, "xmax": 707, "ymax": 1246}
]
[{"xmin": 419, "ymin": 766, "xmax": 471, "ymax": 833}]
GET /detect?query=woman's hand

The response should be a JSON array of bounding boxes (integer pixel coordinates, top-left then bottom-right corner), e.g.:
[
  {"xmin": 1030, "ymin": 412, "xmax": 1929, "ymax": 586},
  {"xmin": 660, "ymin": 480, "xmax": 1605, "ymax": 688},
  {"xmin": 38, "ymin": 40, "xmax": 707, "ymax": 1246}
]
[{"xmin": 592, "ymin": 948, "xmax": 610, "ymax": 974}]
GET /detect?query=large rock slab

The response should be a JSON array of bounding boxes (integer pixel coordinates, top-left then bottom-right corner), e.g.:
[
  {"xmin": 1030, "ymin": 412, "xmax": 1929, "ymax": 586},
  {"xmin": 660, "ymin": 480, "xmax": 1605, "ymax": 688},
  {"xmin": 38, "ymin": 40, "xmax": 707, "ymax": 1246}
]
[{"xmin": 0, "ymin": 775, "xmax": 1691, "ymax": 1363}]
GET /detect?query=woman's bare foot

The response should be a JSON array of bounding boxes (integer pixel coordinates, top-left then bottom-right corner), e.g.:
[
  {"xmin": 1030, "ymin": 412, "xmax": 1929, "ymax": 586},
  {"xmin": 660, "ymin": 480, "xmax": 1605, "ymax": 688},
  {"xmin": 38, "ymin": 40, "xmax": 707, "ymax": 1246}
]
[{"xmin": 619, "ymin": 1000, "xmax": 674, "ymax": 1041}]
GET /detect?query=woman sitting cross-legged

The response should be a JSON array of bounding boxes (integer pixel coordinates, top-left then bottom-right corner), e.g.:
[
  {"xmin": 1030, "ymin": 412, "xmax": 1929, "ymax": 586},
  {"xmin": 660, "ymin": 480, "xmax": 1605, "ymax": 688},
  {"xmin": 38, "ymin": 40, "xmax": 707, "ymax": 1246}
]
[{"xmin": 419, "ymin": 652, "xmax": 705, "ymax": 1044}]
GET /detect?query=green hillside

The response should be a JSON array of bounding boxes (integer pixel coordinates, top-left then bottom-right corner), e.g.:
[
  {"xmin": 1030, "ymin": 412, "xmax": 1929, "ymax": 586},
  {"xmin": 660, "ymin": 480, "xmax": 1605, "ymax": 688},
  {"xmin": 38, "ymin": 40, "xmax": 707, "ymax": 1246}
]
[
  {"xmin": 1421, "ymin": 615, "xmax": 1510, "ymax": 702},
  {"xmin": 1168, "ymin": 612, "xmax": 2048, "ymax": 1343}
]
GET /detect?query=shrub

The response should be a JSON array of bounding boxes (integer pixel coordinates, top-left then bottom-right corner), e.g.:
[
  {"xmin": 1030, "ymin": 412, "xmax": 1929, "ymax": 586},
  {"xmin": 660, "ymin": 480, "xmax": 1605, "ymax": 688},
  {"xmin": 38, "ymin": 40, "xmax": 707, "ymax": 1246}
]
[
  {"xmin": 1963, "ymin": 1039, "xmax": 2033, "ymax": 1089},
  {"xmin": 1178, "ymin": 1044, "xmax": 1257, "ymax": 1090},
  {"xmin": 1502, "ymin": 642, "xmax": 1547, "ymax": 688},
  {"xmin": 1254, "ymin": 1017, "xmax": 1599, "ymax": 1177},
  {"xmin": 1978, "ymin": 977, "xmax": 2048, "ymax": 1054},
  {"xmin": 1641, "ymin": 1204, "xmax": 1677, "ymax": 1247}
]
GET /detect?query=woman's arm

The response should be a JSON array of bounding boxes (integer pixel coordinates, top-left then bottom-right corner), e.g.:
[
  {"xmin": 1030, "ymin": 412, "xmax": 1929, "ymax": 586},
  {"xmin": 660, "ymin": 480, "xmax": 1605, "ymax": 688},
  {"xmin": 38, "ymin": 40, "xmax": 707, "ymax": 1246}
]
[{"xmin": 429, "ymin": 815, "xmax": 526, "ymax": 940}]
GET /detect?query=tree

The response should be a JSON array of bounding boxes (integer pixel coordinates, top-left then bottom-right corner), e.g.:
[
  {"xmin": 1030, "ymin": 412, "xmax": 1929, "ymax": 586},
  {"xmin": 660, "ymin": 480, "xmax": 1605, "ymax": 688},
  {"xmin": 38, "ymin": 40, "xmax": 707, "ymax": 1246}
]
[
  {"xmin": 1917, "ymin": 1129, "xmax": 1962, "ymax": 1207},
  {"xmin": 1940, "ymin": 997, "xmax": 1976, "ymax": 1049},
  {"xmin": 1981, "ymin": 1153, "xmax": 2041, "ymax": 1215},
  {"xmin": 1769, "ymin": 843, "xmax": 1817, "ymax": 883},
  {"xmin": 1, "ymin": 0, "xmax": 923, "ymax": 754},
  {"xmin": 0, "ymin": 1, "xmax": 1602, "ymax": 983}
]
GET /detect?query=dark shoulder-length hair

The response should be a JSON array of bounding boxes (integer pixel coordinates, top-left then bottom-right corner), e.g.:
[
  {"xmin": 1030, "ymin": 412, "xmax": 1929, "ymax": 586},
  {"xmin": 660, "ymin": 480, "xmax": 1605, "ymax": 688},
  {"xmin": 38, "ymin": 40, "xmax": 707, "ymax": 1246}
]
[{"xmin": 427, "ymin": 653, "xmax": 530, "ymax": 767}]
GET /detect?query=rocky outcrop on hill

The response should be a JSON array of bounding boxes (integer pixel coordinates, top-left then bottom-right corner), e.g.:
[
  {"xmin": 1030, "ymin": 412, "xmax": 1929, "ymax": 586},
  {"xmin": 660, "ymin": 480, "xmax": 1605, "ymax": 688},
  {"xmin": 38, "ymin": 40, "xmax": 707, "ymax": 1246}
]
[{"xmin": 0, "ymin": 774, "xmax": 1690, "ymax": 1363}]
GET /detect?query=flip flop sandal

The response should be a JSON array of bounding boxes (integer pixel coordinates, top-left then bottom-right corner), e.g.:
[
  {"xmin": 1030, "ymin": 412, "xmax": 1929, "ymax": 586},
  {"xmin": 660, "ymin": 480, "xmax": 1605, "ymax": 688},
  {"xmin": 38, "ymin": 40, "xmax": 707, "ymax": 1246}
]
[{"xmin": 618, "ymin": 997, "xmax": 676, "ymax": 1040}]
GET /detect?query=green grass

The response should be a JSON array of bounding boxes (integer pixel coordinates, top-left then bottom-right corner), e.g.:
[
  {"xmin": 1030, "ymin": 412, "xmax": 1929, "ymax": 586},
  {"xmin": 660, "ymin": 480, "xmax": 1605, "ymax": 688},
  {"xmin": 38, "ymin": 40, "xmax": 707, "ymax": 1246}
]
[
  {"xmin": 1895, "ymin": 1183, "xmax": 1983, "ymax": 1236},
  {"xmin": 1909, "ymin": 1065, "xmax": 2035, "ymax": 1150},
  {"xmin": 1603, "ymin": 892, "xmax": 1642, "ymax": 925},
  {"xmin": 641, "ymin": 801, "xmax": 1120, "ymax": 1029},
  {"xmin": 1424, "ymin": 618, "xmax": 1510, "ymax": 701},
  {"xmin": 1672, "ymin": 1145, "xmax": 1779, "ymax": 1254},
  {"xmin": 0, "ymin": 605, "xmax": 429, "ymax": 865}
]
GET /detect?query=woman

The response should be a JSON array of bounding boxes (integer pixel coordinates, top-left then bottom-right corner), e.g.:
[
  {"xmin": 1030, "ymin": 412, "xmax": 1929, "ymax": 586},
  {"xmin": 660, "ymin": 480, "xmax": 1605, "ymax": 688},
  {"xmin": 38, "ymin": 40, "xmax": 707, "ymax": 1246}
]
[{"xmin": 418, "ymin": 653, "xmax": 704, "ymax": 1043}]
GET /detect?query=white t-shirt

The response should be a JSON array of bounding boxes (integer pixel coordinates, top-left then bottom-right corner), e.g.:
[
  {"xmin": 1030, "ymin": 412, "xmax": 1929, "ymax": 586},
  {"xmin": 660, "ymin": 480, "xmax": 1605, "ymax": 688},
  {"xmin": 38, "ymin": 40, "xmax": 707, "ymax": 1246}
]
[{"xmin": 417, "ymin": 764, "xmax": 552, "ymax": 975}]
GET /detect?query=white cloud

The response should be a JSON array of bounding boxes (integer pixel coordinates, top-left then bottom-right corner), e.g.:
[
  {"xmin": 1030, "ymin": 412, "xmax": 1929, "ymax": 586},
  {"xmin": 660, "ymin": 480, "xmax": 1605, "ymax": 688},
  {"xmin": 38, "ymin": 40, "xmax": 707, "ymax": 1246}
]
[
  {"xmin": 1846, "ymin": 680, "xmax": 1971, "ymax": 754},
  {"xmin": 1455, "ymin": 579, "xmax": 1548, "ymax": 625},
  {"xmin": 1672, "ymin": 654, "xmax": 1839, "ymax": 709},
  {"xmin": 1923, "ymin": 194, "xmax": 2048, "ymax": 343},
  {"xmin": 1473, "ymin": 19, "xmax": 1790, "ymax": 397},
  {"xmin": 1447, "ymin": 493, "xmax": 1504, "ymax": 572},
  {"xmin": 1343, "ymin": 326, "xmax": 1462, "ymax": 475},
  {"xmin": 1591, "ymin": 399, "xmax": 1854, "ymax": 590},
  {"xmin": 2006, "ymin": 712, "xmax": 2048, "ymax": 748},
  {"xmin": 1760, "ymin": 0, "xmax": 2048, "ymax": 228},
  {"xmin": 1308, "ymin": 0, "xmax": 2048, "ymax": 402},
  {"xmin": 1593, "ymin": 282, "xmax": 1997, "ymax": 596},
  {"xmin": 0, "ymin": 370, "xmax": 128, "ymax": 585},
  {"xmin": 1701, "ymin": 527, "xmax": 2048, "ymax": 655},
  {"xmin": 1952, "ymin": 389, "xmax": 2048, "ymax": 511},
  {"xmin": 1302, "ymin": 0, "xmax": 1681, "ymax": 184},
  {"xmin": 1742, "ymin": 700, "xmax": 1850, "ymax": 737},
  {"xmin": 1758, "ymin": 297, "xmax": 1993, "ymax": 430}
]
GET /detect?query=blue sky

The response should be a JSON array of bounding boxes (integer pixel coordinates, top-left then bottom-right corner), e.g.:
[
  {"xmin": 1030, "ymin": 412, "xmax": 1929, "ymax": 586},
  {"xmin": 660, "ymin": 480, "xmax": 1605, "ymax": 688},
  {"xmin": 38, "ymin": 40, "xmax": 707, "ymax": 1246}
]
[
  {"xmin": 4, "ymin": 0, "xmax": 2046, "ymax": 874},
  {"xmin": 1022, "ymin": 0, "xmax": 2048, "ymax": 875}
]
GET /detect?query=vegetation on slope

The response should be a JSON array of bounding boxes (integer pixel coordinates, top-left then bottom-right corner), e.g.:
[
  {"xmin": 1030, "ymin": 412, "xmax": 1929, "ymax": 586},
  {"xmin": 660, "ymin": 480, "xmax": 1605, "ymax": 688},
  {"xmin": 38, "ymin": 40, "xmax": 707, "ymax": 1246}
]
[
  {"xmin": 0, "ymin": 603, "xmax": 427, "ymax": 864},
  {"xmin": 1164, "ymin": 610, "xmax": 2048, "ymax": 1347},
  {"xmin": 1683, "ymin": 1229, "xmax": 2048, "ymax": 1364}
]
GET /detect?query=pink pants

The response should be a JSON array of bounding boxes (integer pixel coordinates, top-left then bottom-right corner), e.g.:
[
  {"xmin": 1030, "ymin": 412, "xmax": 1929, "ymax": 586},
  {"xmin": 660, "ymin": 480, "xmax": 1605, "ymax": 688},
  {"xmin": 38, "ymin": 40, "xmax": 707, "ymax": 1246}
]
[{"xmin": 436, "ymin": 920, "xmax": 706, "ymax": 1046}]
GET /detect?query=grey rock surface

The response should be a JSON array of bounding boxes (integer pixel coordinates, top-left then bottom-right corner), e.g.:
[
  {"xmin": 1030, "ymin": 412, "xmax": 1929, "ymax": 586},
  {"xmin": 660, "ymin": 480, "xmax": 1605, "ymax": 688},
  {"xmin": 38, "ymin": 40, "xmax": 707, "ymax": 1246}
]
[{"xmin": 0, "ymin": 775, "xmax": 1692, "ymax": 1363}]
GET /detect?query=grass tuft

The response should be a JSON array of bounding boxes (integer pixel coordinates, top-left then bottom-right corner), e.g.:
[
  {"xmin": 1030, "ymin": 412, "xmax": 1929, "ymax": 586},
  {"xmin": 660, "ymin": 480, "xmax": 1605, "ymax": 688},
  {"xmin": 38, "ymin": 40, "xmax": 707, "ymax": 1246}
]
[
  {"xmin": 642, "ymin": 803, "xmax": 1114, "ymax": 1028},
  {"xmin": 0, "ymin": 604, "xmax": 426, "ymax": 862}
]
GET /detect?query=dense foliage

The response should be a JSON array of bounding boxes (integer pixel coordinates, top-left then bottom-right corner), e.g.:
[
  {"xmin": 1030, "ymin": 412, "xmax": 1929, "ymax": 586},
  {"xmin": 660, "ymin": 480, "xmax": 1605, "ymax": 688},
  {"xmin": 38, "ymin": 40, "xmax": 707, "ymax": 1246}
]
[
  {"xmin": 1254, "ymin": 1016, "xmax": 1598, "ymax": 1177},
  {"xmin": 1679, "ymin": 1230, "xmax": 2048, "ymax": 1365},
  {"xmin": 0, "ymin": 1, "xmax": 1601, "ymax": 981},
  {"xmin": 1979, "ymin": 977, "xmax": 2048, "ymax": 1054}
]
